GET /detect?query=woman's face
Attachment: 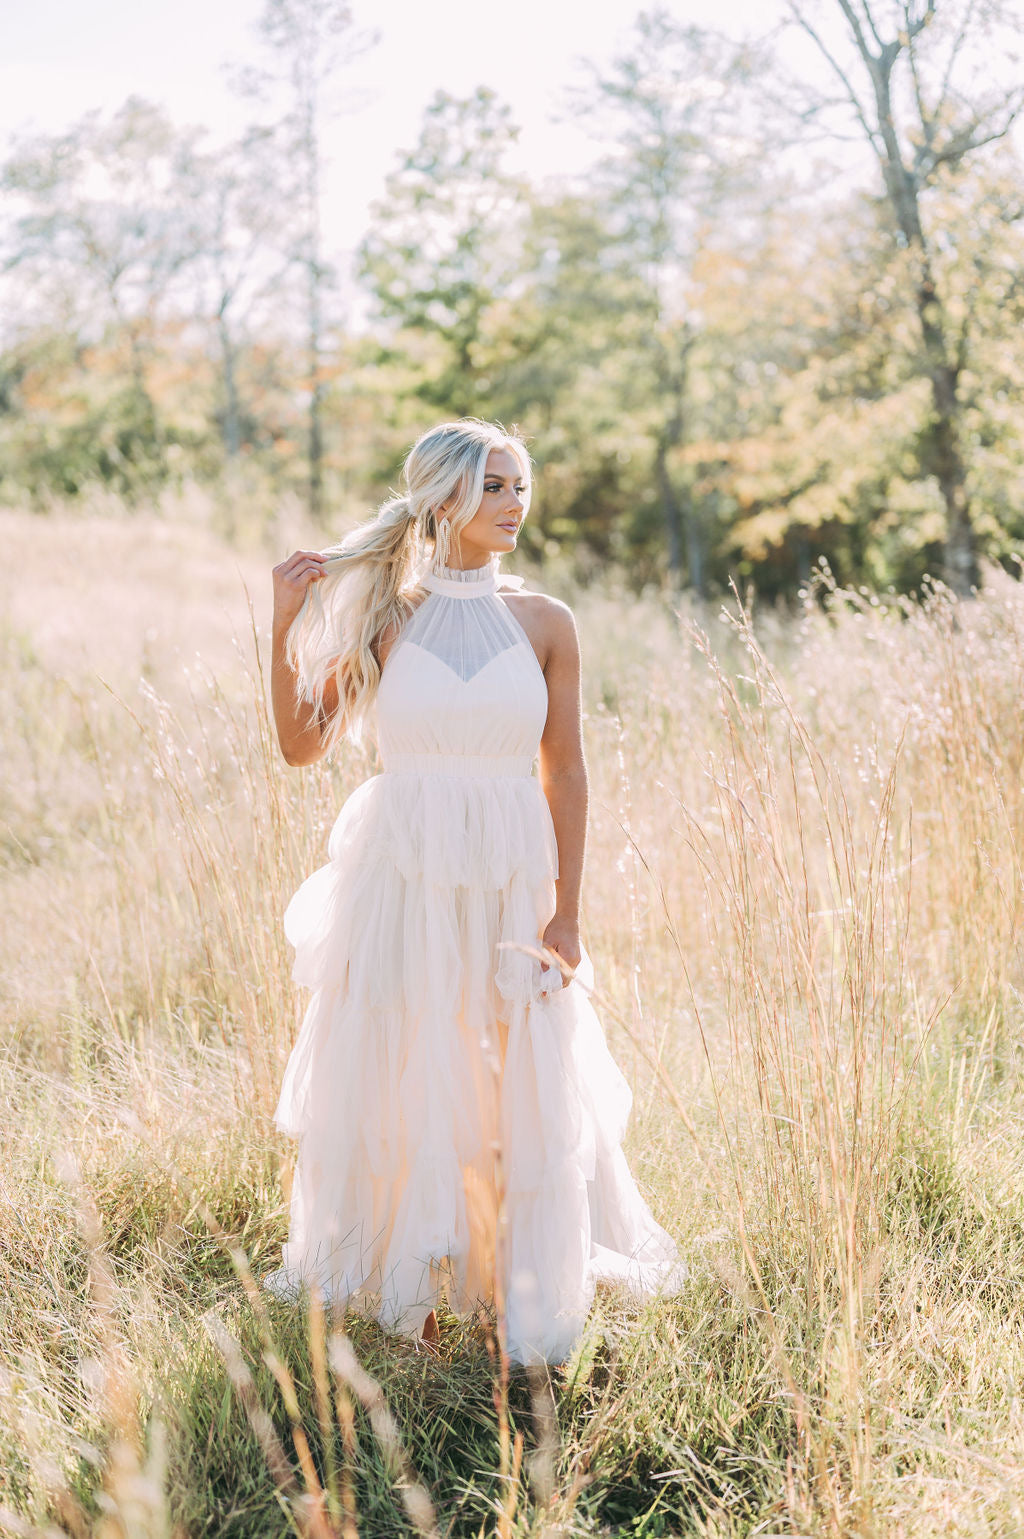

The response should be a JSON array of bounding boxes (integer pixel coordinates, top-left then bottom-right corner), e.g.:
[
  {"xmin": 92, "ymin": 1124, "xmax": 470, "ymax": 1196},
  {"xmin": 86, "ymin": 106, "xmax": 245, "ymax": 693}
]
[{"xmin": 447, "ymin": 447, "xmax": 528, "ymax": 566}]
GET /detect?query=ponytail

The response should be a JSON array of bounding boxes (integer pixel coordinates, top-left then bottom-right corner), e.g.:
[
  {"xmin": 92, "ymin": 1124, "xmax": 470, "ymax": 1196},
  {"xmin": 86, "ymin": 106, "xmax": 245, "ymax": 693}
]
[{"xmin": 286, "ymin": 495, "xmax": 419, "ymax": 748}]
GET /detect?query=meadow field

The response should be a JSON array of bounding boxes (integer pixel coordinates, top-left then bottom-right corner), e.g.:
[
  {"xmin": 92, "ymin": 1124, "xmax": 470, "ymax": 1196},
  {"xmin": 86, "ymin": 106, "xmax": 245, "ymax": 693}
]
[{"xmin": 1, "ymin": 504, "xmax": 1023, "ymax": 1538}]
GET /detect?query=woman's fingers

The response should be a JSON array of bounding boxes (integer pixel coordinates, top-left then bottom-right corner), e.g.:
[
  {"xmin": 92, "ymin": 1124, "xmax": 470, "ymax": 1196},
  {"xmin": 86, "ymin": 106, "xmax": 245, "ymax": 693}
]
[
  {"xmin": 272, "ymin": 551, "xmax": 329, "ymax": 630},
  {"xmin": 275, "ymin": 549, "xmax": 326, "ymax": 569},
  {"xmin": 274, "ymin": 555, "xmax": 326, "ymax": 592},
  {"xmin": 538, "ymin": 940, "xmax": 577, "ymax": 995},
  {"xmin": 275, "ymin": 550, "xmax": 326, "ymax": 579}
]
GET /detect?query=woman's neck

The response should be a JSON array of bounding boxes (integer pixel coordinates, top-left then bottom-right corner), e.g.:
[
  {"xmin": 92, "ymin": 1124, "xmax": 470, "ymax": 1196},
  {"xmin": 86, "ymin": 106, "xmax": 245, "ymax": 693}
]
[{"xmin": 442, "ymin": 549, "xmax": 498, "ymax": 572}]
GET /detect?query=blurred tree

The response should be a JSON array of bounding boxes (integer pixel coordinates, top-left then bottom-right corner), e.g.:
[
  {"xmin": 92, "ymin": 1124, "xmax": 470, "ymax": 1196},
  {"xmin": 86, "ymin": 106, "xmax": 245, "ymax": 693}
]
[
  {"xmin": 358, "ymin": 88, "xmax": 526, "ymax": 418},
  {"xmin": 235, "ymin": 0, "xmax": 376, "ymax": 522},
  {"xmin": 951, "ymin": 162, "xmax": 1024, "ymax": 563},
  {"xmin": 700, "ymin": 192, "xmax": 949, "ymax": 595},
  {"xmin": 1, "ymin": 3, "xmax": 1021, "ymax": 601},
  {"xmin": 480, "ymin": 191, "xmax": 658, "ymax": 567},
  {"xmin": 1, "ymin": 98, "xmax": 206, "ymax": 499},
  {"xmin": 783, "ymin": 0, "xmax": 1024, "ymax": 594},
  {"xmin": 184, "ymin": 127, "xmax": 292, "ymax": 467},
  {"xmin": 573, "ymin": 9, "xmax": 763, "ymax": 591}
]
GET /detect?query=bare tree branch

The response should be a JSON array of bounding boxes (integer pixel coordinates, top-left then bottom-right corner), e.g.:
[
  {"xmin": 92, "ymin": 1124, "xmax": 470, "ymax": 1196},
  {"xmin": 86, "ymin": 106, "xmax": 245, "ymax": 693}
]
[
  {"xmin": 786, "ymin": 0, "xmax": 884, "ymax": 157},
  {"xmin": 835, "ymin": 0, "xmax": 880, "ymax": 65},
  {"xmin": 923, "ymin": 95, "xmax": 1024, "ymax": 173},
  {"xmin": 857, "ymin": 0, "xmax": 890, "ymax": 55},
  {"xmin": 938, "ymin": 0, "xmax": 979, "ymax": 122},
  {"xmin": 905, "ymin": 1, "xmax": 939, "ymax": 170},
  {"xmin": 905, "ymin": 0, "xmax": 937, "ymax": 41}
]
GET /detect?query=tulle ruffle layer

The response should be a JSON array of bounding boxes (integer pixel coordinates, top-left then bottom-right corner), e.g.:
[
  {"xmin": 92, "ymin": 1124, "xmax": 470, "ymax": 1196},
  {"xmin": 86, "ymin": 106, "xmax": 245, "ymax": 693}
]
[
  {"xmin": 265, "ymin": 773, "xmax": 685, "ymax": 1365},
  {"xmin": 282, "ymin": 772, "xmax": 560, "ymax": 1006}
]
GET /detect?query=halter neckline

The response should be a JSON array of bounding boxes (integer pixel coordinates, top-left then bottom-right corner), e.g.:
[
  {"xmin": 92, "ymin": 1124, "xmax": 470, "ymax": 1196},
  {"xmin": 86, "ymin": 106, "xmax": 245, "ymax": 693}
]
[{"xmin": 421, "ymin": 559, "xmax": 499, "ymax": 598}]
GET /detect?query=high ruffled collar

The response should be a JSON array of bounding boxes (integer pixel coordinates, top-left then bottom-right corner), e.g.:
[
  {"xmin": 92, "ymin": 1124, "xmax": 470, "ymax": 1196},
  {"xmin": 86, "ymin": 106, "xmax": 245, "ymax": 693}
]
[{"xmin": 421, "ymin": 558, "xmax": 500, "ymax": 597}]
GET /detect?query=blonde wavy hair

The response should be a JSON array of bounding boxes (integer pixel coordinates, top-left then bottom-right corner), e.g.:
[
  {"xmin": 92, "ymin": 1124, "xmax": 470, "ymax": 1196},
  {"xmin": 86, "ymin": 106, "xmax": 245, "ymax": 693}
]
[{"xmin": 286, "ymin": 418, "xmax": 532, "ymax": 749}]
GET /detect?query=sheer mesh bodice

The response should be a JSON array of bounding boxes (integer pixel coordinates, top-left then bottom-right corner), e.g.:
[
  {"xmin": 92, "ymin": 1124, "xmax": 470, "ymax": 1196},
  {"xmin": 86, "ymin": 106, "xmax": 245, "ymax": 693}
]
[{"xmin": 377, "ymin": 558, "xmax": 548, "ymax": 773}]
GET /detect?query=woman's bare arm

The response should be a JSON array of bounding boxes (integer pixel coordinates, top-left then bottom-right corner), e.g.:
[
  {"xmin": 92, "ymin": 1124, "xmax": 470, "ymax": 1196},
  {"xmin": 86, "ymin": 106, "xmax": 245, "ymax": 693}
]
[
  {"xmin": 536, "ymin": 597, "xmax": 589, "ymax": 980},
  {"xmin": 270, "ymin": 549, "xmax": 339, "ymax": 766}
]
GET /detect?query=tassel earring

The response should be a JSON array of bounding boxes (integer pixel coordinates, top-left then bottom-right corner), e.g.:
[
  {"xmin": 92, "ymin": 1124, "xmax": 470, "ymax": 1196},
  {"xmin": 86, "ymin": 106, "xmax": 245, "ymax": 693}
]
[{"xmin": 432, "ymin": 514, "xmax": 451, "ymax": 575}]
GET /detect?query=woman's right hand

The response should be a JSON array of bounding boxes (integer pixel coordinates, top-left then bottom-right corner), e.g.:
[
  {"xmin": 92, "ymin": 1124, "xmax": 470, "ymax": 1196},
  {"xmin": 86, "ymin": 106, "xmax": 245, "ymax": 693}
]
[{"xmin": 272, "ymin": 549, "xmax": 327, "ymax": 635}]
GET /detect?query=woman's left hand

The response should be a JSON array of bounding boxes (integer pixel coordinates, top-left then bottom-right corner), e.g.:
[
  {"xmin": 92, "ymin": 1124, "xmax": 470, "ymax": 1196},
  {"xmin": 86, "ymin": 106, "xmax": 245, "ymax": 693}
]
[{"xmin": 540, "ymin": 914, "xmax": 581, "ymax": 992}]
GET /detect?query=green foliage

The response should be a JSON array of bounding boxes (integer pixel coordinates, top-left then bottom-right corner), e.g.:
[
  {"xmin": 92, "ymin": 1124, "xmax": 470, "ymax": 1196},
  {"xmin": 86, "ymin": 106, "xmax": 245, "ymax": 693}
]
[
  {"xmin": 357, "ymin": 87, "xmax": 528, "ymax": 418},
  {"xmin": 3, "ymin": 6, "xmax": 1024, "ymax": 595}
]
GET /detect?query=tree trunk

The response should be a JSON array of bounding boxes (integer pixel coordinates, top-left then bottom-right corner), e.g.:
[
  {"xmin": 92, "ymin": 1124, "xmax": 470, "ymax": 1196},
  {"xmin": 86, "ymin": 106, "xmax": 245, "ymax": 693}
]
[
  {"xmin": 685, "ymin": 506, "xmax": 704, "ymax": 598},
  {"xmin": 933, "ymin": 384, "xmax": 977, "ymax": 594},
  {"xmin": 303, "ymin": 77, "xmax": 325, "ymax": 524},
  {"xmin": 308, "ymin": 252, "xmax": 324, "ymax": 522},
  {"xmin": 218, "ymin": 309, "xmax": 241, "ymax": 459},
  {"xmin": 654, "ymin": 329, "xmax": 698, "ymax": 589},
  {"xmin": 655, "ymin": 435, "xmax": 683, "ymax": 577},
  {"xmin": 864, "ymin": 33, "xmax": 979, "ymax": 594},
  {"xmin": 916, "ymin": 279, "xmax": 977, "ymax": 593}
]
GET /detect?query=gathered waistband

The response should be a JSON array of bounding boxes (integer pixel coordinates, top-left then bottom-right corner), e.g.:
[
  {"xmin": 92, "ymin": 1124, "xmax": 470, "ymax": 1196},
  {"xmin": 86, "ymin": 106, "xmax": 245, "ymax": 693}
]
[{"xmin": 381, "ymin": 752, "xmax": 535, "ymax": 779}]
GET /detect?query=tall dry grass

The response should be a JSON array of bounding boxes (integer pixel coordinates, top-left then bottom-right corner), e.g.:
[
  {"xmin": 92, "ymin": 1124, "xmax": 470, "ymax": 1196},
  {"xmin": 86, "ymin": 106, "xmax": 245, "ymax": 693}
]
[{"xmin": 1, "ymin": 508, "xmax": 1023, "ymax": 1537}]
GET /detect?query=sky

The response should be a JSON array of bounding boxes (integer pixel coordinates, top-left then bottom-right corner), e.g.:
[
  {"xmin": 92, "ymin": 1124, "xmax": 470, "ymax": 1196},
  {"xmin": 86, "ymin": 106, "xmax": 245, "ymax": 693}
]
[
  {"xmin": 0, "ymin": 0, "xmax": 779, "ymax": 267},
  {"xmin": 3, "ymin": 0, "xmax": 1020, "ymax": 269}
]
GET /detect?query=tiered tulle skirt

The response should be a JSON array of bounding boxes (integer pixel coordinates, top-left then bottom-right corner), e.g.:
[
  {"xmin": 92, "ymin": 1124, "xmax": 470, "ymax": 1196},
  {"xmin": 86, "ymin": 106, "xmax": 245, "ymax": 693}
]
[{"xmin": 264, "ymin": 769, "xmax": 686, "ymax": 1366}]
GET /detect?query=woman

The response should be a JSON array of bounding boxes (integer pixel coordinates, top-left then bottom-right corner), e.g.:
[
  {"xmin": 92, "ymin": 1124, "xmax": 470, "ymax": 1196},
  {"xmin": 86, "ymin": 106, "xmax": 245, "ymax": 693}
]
[{"xmin": 265, "ymin": 417, "xmax": 684, "ymax": 1366}]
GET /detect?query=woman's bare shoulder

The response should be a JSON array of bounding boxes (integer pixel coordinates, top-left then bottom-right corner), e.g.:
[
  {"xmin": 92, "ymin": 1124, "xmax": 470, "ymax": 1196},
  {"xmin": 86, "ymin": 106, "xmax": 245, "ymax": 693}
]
[
  {"xmin": 500, "ymin": 581, "xmax": 575, "ymax": 624},
  {"xmin": 499, "ymin": 584, "xmax": 578, "ymax": 670}
]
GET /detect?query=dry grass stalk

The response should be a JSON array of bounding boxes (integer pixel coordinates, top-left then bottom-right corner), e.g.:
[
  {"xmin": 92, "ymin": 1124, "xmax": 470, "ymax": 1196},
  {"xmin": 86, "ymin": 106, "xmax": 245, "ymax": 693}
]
[{"xmin": 327, "ymin": 1335, "xmax": 439, "ymax": 1539}]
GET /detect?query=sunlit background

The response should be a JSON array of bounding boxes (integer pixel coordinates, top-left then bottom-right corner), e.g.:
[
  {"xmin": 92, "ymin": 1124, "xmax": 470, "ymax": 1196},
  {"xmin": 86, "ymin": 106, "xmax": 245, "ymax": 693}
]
[
  {"xmin": 4, "ymin": 8, "xmax": 1024, "ymax": 1533},
  {"xmin": 4, "ymin": 0, "xmax": 1021, "ymax": 597},
  {"xmin": 2, "ymin": 0, "xmax": 775, "ymax": 255}
]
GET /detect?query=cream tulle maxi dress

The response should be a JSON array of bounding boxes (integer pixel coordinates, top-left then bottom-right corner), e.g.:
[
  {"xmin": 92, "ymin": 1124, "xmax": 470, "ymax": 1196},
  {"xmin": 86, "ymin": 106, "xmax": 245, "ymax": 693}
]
[{"xmin": 264, "ymin": 557, "xmax": 686, "ymax": 1366}]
